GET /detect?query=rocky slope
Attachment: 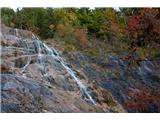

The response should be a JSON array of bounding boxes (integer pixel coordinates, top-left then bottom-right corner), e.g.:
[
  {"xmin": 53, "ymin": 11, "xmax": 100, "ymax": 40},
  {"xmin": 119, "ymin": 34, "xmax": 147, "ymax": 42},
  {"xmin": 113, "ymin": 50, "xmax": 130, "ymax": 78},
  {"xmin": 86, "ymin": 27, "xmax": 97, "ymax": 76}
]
[
  {"xmin": 1, "ymin": 24, "xmax": 160, "ymax": 113},
  {"xmin": 0, "ymin": 24, "xmax": 125, "ymax": 112},
  {"xmin": 65, "ymin": 52, "xmax": 160, "ymax": 112}
]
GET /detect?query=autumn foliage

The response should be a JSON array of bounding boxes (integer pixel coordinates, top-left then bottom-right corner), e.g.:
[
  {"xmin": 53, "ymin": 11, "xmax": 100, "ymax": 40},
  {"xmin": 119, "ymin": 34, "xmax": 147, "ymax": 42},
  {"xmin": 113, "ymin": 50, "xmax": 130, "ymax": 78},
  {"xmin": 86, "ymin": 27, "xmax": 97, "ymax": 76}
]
[
  {"xmin": 125, "ymin": 8, "xmax": 160, "ymax": 43},
  {"xmin": 120, "ymin": 8, "xmax": 160, "ymax": 64},
  {"xmin": 124, "ymin": 88, "xmax": 160, "ymax": 112},
  {"xmin": 74, "ymin": 28, "xmax": 88, "ymax": 49},
  {"xmin": 1, "ymin": 7, "xmax": 160, "ymax": 56}
]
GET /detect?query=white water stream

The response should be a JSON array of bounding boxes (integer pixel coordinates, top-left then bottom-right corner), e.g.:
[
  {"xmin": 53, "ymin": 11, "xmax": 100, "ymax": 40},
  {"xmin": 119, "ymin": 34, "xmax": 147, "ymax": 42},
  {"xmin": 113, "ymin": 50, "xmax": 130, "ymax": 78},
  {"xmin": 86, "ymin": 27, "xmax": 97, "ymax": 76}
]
[{"xmin": 13, "ymin": 30, "xmax": 96, "ymax": 105}]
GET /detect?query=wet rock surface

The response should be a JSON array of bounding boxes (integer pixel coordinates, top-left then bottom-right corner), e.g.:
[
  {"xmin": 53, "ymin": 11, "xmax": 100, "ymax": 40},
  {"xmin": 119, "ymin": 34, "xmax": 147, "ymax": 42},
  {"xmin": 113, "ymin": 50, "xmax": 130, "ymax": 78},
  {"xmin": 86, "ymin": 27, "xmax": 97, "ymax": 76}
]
[{"xmin": 1, "ymin": 25, "xmax": 125, "ymax": 113}]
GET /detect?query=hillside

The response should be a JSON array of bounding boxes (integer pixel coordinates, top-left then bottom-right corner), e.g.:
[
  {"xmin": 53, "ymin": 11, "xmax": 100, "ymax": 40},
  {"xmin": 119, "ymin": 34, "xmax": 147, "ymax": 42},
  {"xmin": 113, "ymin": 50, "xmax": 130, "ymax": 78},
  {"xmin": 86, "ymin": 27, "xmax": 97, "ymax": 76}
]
[{"xmin": 1, "ymin": 24, "xmax": 160, "ymax": 112}]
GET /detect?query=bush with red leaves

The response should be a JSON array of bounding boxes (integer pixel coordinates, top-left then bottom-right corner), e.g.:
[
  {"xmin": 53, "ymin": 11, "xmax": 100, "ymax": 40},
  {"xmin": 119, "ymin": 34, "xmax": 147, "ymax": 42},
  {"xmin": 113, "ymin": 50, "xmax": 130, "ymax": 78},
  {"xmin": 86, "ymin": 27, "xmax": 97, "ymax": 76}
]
[{"xmin": 124, "ymin": 88, "xmax": 160, "ymax": 112}]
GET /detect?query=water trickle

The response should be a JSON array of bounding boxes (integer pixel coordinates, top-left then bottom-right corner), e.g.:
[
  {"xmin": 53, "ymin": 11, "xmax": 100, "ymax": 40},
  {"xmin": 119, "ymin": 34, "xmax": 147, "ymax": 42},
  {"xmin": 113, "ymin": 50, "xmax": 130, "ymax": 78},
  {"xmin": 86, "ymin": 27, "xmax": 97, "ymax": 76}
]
[
  {"xmin": 14, "ymin": 29, "xmax": 31, "ymax": 75},
  {"xmin": 42, "ymin": 40, "xmax": 96, "ymax": 105},
  {"xmin": 2, "ymin": 27, "xmax": 96, "ymax": 105},
  {"xmin": 30, "ymin": 34, "xmax": 96, "ymax": 105}
]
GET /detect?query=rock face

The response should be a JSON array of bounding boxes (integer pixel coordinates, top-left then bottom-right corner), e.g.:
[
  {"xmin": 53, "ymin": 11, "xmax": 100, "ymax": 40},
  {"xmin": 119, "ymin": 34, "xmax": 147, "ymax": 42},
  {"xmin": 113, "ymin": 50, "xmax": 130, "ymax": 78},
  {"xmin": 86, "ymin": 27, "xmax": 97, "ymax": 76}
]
[
  {"xmin": 65, "ymin": 52, "xmax": 160, "ymax": 112},
  {"xmin": 1, "ymin": 24, "xmax": 159, "ymax": 113},
  {"xmin": 0, "ymin": 25, "xmax": 125, "ymax": 113}
]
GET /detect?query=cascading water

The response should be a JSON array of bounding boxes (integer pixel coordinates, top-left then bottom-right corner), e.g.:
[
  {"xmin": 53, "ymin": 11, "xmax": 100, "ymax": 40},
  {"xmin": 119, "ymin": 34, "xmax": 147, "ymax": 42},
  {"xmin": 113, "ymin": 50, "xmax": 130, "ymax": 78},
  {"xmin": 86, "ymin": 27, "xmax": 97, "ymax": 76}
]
[
  {"xmin": 33, "ymin": 36, "xmax": 52, "ymax": 82},
  {"xmin": 42, "ymin": 43, "xmax": 96, "ymax": 105},
  {"xmin": 14, "ymin": 29, "xmax": 31, "ymax": 75},
  {"xmin": 2, "ymin": 24, "xmax": 160, "ymax": 112},
  {"xmin": 13, "ymin": 30, "xmax": 96, "ymax": 105}
]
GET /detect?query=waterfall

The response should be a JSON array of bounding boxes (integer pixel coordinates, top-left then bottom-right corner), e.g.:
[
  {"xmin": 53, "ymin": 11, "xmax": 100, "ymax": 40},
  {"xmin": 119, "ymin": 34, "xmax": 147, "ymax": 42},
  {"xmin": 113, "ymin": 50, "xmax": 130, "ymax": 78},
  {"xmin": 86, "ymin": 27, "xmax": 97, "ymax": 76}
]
[
  {"xmin": 3, "ymin": 28, "xmax": 96, "ymax": 105},
  {"xmin": 21, "ymin": 41, "xmax": 32, "ymax": 73},
  {"xmin": 31, "ymin": 34, "xmax": 96, "ymax": 105},
  {"xmin": 43, "ymin": 43, "xmax": 96, "ymax": 105},
  {"xmin": 14, "ymin": 28, "xmax": 31, "ymax": 75}
]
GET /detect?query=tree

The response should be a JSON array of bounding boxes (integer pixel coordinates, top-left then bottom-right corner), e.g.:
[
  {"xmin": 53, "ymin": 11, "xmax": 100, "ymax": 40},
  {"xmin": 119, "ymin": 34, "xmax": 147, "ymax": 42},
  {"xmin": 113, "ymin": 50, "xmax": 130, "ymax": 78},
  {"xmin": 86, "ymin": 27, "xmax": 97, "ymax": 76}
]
[
  {"xmin": 1, "ymin": 7, "xmax": 15, "ymax": 27},
  {"xmin": 121, "ymin": 8, "xmax": 160, "ymax": 63}
]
